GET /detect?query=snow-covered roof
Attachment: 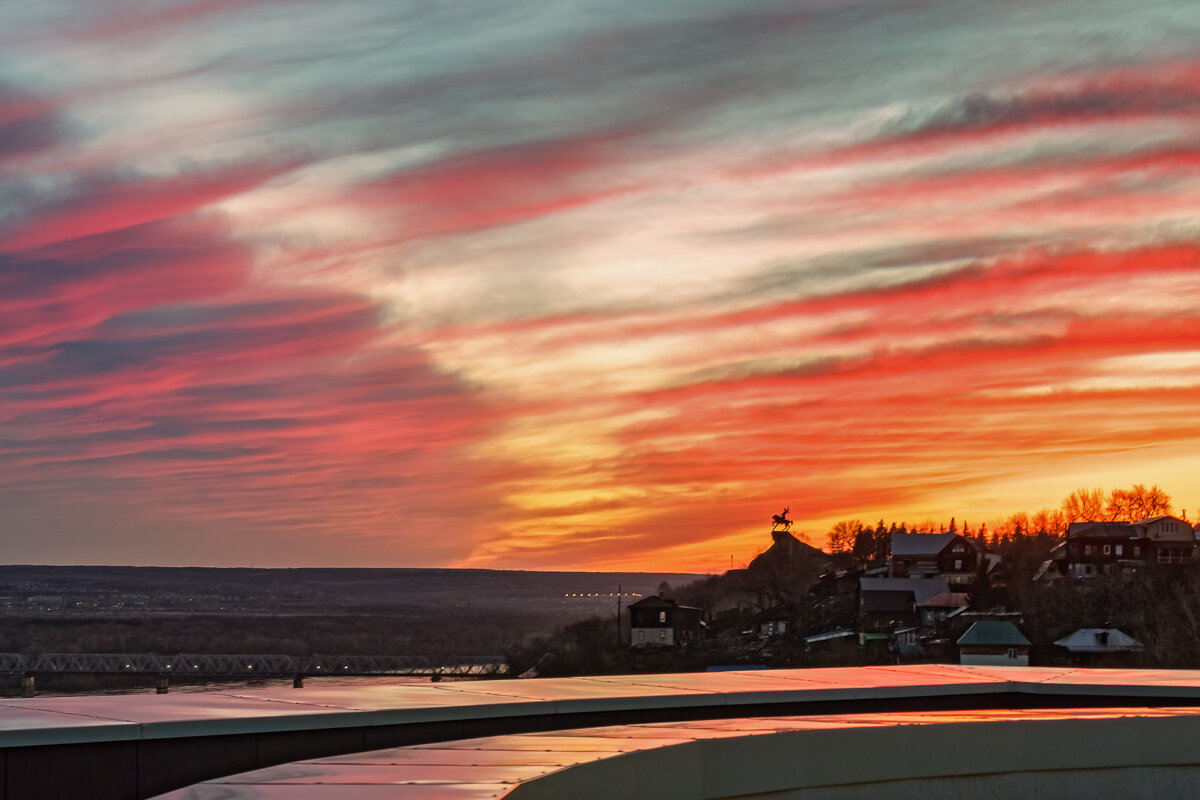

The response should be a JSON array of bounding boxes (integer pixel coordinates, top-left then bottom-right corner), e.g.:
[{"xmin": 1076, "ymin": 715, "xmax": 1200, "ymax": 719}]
[{"xmin": 1054, "ymin": 628, "xmax": 1144, "ymax": 653}]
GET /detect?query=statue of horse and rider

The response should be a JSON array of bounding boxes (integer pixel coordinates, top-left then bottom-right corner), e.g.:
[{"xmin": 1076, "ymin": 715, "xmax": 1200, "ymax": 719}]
[{"xmin": 771, "ymin": 507, "xmax": 792, "ymax": 531}]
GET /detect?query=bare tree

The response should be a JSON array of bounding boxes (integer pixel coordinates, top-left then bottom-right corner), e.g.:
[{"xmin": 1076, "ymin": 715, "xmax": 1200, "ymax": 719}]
[
  {"xmin": 1062, "ymin": 488, "xmax": 1106, "ymax": 522},
  {"xmin": 826, "ymin": 520, "xmax": 862, "ymax": 554},
  {"xmin": 1105, "ymin": 488, "xmax": 1135, "ymax": 522},
  {"xmin": 1108, "ymin": 484, "xmax": 1172, "ymax": 522},
  {"xmin": 1029, "ymin": 508, "xmax": 1067, "ymax": 537},
  {"xmin": 1135, "ymin": 483, "xmax": 1172, "ymax": 519}
]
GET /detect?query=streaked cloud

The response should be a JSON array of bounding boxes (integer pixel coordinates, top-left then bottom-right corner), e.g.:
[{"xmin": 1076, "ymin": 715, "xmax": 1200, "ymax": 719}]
[{"xmin": 2, "ymin": 0, "xmax": 1199, "ymax": 569}]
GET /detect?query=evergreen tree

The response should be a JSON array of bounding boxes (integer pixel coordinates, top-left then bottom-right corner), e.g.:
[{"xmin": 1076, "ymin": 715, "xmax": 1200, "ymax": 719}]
[{"xmin": 873, "ymin": 520, "xmax": 889, "ymax": 562}]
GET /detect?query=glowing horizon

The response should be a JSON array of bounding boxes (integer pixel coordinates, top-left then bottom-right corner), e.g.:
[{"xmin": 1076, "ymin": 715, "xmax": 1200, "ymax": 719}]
[{"xmin": 2, "ymin": 2, "xmax": 1200, "ymax": 572}]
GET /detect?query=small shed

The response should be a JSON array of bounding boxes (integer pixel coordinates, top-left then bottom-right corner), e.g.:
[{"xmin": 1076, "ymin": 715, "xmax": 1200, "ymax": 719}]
[
  {"xmin": 758, "ymin": 614, "xmax": 790, "ymax": 639},
  {"xmin": 957, "ymin": 620, "xmax": 1031, "ymax": 666}
]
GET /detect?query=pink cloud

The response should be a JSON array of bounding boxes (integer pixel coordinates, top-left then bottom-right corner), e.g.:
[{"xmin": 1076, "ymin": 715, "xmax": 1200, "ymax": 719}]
[
  {"xmin": 0, "ymin": 166, "xmax": 508, "ymax": 565},
  {"xmin": 0, "ymin": 162, "xmax": 295, "ymax": 253},
  {"xmin": 355, "ymin": 134, "xmax": 636, "ymax": 240}
]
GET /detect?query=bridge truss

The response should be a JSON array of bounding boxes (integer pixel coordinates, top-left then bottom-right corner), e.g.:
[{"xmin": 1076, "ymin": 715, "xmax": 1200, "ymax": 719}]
[{"xmin": 0, "ymin": 653, "xmax": 507, "ymax": 677}]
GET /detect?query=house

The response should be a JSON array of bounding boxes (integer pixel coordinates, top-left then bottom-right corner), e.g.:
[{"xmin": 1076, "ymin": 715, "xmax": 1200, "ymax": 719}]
[
  {"xmin": 889, "ymin": 533, "xmax": 995, "ymax": 586},
  {"xmin": 894, "ymin": 626, "xmax": 921, "ymax": 658},
  {"xmin": 1143, "ymin": 515, "xmax": 1197, "ymax": 563},
  {"xmin": 860, "ymin": 590, "xmax": 919, "ymax": 640},
  {"xmin": 957, "ymin": 620, "xmax": 1031, "ymax": 666},
  {"xmin": 884, "ymin": 591, "xmax": 971, "ymax": 661},
  {"xmin": 1054, "ymin": 628, "xmax": 1144, "ymax": 655},
  {"xmin": 916, "ymin": 591, "xmax": 969, "ymax": 631},
  {"xmin": 757, "ymin": 609, "xmax": 790, "ymax": 639},
  {"xmin": 1052, "ymin": 515, "xmax": 1195, "ymax": 579},
  {"xmin": 817, "ymin": 564, "xmax": 885, "ymax": 599},
  {"xmin": 628, "ymin": 596, "xmax": 703, "ymax": 648},
  {"xmin": 858, "ymin": 577, "xmax": 949, "ymax": 643},
  {"xmin": 860, "ymin": 577, "xmax": 951, "ymax": 604}
]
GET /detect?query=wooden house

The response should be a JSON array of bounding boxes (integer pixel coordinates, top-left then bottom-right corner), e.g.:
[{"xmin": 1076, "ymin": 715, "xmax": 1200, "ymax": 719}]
[
  {"xmin": 628, "ymin": 596, "xmax": 703, "ymax": 648},
  {"xmin": 890, "ymin": 533, "xmax": 994, "ymax": 586},
  {"xmin": 1053, "ymin": 516, "xmax": 1195, "ymax": 579}
]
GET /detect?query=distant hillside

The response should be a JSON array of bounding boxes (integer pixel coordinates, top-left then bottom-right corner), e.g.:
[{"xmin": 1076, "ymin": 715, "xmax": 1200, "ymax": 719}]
[
  {"xmin": 0, "ymin": 566, "xmax": 708, "ymax": 663},
  {"xmin": 0, "ymin": 565, "xmax": 706, "ymax": 613},
  {"xmin": 747, "ymin": 529, "xmax": 826, "ymax": 570}
]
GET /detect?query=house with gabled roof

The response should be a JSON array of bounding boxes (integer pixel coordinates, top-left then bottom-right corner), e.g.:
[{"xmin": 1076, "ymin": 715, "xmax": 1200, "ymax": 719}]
[
  {"xmin": 889, "ymin": 532, "xmax": 995, "ymax": 587},
  {"xmin": 1140, "ymin": 515, "xmax": 1196, "ymax": 563},
  {"xmin": 1055, "ymin": 628, "xmax": 1143, "ymax": 655},
  {"xmin": 957, "ymin": 620, "xmax": 1031, "ymax": 666},
  {"xmin": 917, "ymin": 591, "xmax": 969, "ymax": 631},
  {"xmin": 858, "ymin": 577, "xmax": 949, "ymax": 643},
  {"xmin": 1052, "ymin": 515, "xmax": 1195, "ymax": 579},
  {"xmin": 628, "ymin": 596, "xmax": 702, "ymax": 648}
]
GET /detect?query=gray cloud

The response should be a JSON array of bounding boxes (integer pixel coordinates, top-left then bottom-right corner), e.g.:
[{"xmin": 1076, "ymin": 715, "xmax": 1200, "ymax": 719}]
[{"xmin": 0, "ymin": 85, "xmax": 67, "ymax": 162}]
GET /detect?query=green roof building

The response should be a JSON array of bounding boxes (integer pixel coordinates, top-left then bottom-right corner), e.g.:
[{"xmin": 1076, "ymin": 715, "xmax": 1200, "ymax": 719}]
[{"xmin": 957, "ymin": 621, "xmax": 1031, "ymax": 666}]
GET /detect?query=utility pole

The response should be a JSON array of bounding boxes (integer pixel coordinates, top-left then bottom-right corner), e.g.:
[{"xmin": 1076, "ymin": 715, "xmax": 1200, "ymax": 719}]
[{"xmin": 616, "ymin": 584, "xmax": 622, "ymax": 646}]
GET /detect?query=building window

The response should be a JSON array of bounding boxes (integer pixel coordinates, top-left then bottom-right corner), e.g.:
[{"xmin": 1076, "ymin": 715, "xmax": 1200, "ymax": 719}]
[
  {"xmin": 1007, "ymin": 648, "xmax": 1017, "ymax": 659},
  {"xmin": 658, "ymin": 611, "xmax": 666, "ymax": 623},
  {"xmin": 658, "ymin": 630, "xmax": 667, "ymax": 641},
  {"xmin": 637, "ymin": 630, "xmax": 644, "ymax": 642},
  {"xmin": 1115, "ymin": 544, "xmax": 1123, "ymax": 556},
  {"xmin": 954, "ymin": 559, "xmax": 963, "ymax": 570},
  {"xmin": 1134, "ymin": 545, "xmax": 1141, "ymax": 557},
  {"xmin": 1103, "ymin": 544, "xmax": 1111, "ymax": 555},
  {"xmin": 1084, "ymin": 545, "xmax": 1094, "ymax": 557}
]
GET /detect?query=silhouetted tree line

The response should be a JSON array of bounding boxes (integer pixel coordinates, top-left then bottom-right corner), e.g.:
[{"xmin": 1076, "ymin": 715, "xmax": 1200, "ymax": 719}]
[{"xmin": 826, "ymin": 484, "xmax": 1185, "ymax": 560}]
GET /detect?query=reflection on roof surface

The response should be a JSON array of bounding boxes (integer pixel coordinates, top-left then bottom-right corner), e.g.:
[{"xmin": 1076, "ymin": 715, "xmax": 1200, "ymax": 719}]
[
  {"xmin": 5, "ymin": 663, "xmax": 1200, "ymax": 752},
  {"xmin": 150, "ymin": 705, "xmax": 1200, "ymax": 799}
]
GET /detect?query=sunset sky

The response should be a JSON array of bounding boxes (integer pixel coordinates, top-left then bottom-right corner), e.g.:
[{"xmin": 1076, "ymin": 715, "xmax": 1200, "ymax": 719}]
[{"xmin": 3, "ymin": 1, "xmax": 1200, "ymax": 572}]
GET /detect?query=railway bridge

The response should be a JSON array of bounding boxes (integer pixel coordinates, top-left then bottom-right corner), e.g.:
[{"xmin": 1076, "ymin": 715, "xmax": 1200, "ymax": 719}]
[{"xmin": 0, "ymin": 652, "xmax": 506, "ymax": 694}]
